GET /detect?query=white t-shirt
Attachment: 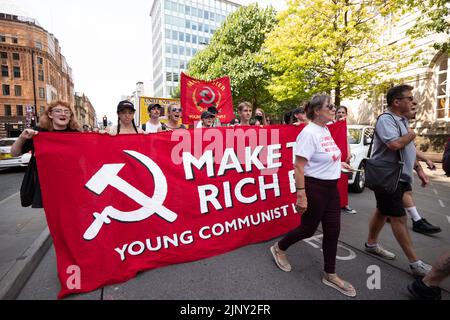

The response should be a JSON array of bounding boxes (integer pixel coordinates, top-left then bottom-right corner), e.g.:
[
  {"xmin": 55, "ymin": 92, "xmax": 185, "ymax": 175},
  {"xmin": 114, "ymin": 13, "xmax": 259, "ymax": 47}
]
[
  {"xmin": 144, "ymin": 121, "xmax": 162, "ymax": 133},
  {"xmin": 294, "ymin": 122, "xmax": 342, "ymax": 180}
]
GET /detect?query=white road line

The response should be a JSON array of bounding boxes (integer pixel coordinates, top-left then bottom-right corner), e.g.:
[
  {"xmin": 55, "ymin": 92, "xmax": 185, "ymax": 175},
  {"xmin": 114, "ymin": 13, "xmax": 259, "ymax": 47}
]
[
  {"xmin": 447, "ymin": 216, "xmax": 450, "ymax": 224},
  {"xmin": 433, "ymin": 189, "xmax": 438, "ymax": 195},
  {"xmin": 439, "ymin": 199, "xmax": 445, "ymax": 208},
  {"xmin": 0, "ymin": 191, "xmax": 19, "ymax": 205}
]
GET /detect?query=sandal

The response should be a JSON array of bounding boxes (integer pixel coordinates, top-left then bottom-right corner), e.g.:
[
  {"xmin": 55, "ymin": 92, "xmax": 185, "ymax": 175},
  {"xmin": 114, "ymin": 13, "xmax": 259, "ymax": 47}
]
[{"xmin": 322, "ymin": 273, "xmax": 357, "ymax": 297}]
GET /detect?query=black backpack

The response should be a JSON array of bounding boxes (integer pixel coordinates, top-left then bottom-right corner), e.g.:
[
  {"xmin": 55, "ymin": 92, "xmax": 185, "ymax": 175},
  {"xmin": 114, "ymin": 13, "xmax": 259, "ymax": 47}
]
[{"xmin": 443, "ymin": 138, "xmax": 450, "ymax": 177}]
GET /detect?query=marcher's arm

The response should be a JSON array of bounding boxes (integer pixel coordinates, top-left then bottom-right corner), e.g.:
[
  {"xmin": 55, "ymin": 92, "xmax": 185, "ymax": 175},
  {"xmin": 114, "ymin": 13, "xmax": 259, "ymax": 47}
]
[
  {"xmin": 386, "ymin": 128, "xmax": 416, "ymax": 151},
  {"xmin": 414, "ymin": 160, "xmax": 429, "ymax": 187},
  {"xmin": 294, "ymin": 156, "xmax": 308, "ymax": 213},
  {"xmin": 11, "ymin": 129, "xmax": 37, "ymax": 157},
  {"xmin": 416, "ymin": 149, "xmax": 436, "ymax": 170}
]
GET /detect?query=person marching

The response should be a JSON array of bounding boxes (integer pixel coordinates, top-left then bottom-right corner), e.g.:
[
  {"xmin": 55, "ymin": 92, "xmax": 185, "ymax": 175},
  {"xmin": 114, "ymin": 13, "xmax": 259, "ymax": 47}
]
[
  {"xmin": 270, "ymin": 94, "xmax": 357, "ymax": 297},
  {"xmin": 11, "ymin": 100, "xmax": 79, "ymax": 208},
  {"xmin": 108, "ymin": 100, "xmax": 144, "ymax": 135},
  {"xmin": 142, "ymin": 103, "xmax": 163, "ymax": 133}
]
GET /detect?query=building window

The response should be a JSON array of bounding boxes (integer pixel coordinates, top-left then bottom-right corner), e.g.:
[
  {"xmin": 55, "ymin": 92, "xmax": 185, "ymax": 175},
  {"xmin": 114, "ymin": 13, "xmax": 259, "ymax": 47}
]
[
  {"xmin": 12, "ymin": 53, "xmax": 19, "ymax": 60},
  {"xmin": 12, "ymin": 37, "xmax": 18, "ymax": 44},
  {"xmin": 36, "ymin": 41, "xmax": 43, "ymax": 50},
  {"xmin": 16, "ymin": 105, "xmax": 23, "ymax": 116},
  {"xmin": 2, "ymin": 84, "xmax": 10, "ymax": 96},
  {"xmin": 37, "ymin": 56, "xmax": 43, "ymax": 65},
  {"xmin": 13, "ymin": 66, "xmax": 21, "ymax": 78},
  {"xmin": 0, "ymin": 35, "xmax": 5, "ymax": 42},
  {"xmin": 1, "ymin": 65, "xmax": 8, "ymax": 77},
  {"xmin": 436, "ymin": 53, "xmax": 449, "ymax": 120},
  {"xmin": 4, "ymin": 105, "xmax": 12, "ymax": 116},
  {"xmin": 38, "ymin": 70, "xmax": 44, "ymax": 81},
  {"xmin": 0, "ymin": 51, "xmax": 7, "ymax": 59},
  {"xmin": 40, "ymin": 106, "xmax": 45, "ymax": 115},
  {"xmin": 39, "ymin": 87, "xmax": 45, "ymax": 99},
  {"xmin": 14, "ymin": 85, "xmax": 21, "ymax": 96}
]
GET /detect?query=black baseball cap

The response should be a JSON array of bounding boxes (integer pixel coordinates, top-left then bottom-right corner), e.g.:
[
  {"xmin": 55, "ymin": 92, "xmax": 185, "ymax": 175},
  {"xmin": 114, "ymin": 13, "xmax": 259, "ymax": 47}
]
[
  {"xmin": 147, "ymin": 103, "xmax": 162, "ymax": 112},
  {"xmin": 201, "ymin": 111, "xmax": 215, "ymax": 119},
  {"xmin": 117, "ymin": 100, "xmax": 135, "ymax": 113},
  {"xmin": 293, "ymin": 107, "xmax": 305, "ymax": 114},
  {"xmin": 207, "ymin": 106, "xmax": 218, "ymax": 114}
]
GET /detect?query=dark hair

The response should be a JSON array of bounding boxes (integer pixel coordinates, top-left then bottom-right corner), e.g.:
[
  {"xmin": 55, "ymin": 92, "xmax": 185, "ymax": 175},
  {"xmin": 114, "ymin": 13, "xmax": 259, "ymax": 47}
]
[
  {"xmin": 336, "ymin": 106, "xmax": 348, "ymax": 114},
  {"xmin": 386, "ymin": 84, "xmax": 414, "ymax": 107},
  {"xmin": 283, "ymin": 111, "xmax": 293, "ymax": 124},
  {"xmin": 304, "ymin": 94, "xmax": 331, "ymax": 120}
]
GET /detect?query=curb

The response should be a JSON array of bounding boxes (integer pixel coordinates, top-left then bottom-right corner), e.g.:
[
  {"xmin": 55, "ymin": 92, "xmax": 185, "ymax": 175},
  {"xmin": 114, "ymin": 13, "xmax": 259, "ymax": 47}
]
[{"xmin": 0, "ymin": 227, "xmax": 52, "ymax": 300}]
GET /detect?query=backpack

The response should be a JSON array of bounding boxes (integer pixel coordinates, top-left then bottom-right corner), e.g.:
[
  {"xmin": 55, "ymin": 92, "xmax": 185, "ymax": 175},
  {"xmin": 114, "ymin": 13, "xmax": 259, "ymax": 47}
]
[{"xmin": 443, "ymin": 138, "xmax": 450, "ymax": 177}]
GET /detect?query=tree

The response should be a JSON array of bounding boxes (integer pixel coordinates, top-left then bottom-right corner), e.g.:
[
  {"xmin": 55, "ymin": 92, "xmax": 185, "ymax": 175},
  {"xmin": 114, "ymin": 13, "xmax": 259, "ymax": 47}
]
[
  {"xmin": 405, "ymin": 0, "xmax": 450, "ymax": 53},
  {"xmin": 187, "ymin": 4, "xmax": 277, "ymax": 110},
  {"xmin": 262, "ymin": 0, "xmax": 404, "ymax": 106}
]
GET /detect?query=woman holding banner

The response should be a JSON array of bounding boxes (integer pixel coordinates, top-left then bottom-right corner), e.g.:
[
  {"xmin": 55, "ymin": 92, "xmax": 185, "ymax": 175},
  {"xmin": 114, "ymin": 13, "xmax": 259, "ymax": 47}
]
[
  {"xmin": 270, "ymin": 94, "xmax": 357, "ymax": 297},
  {"xmin": 11, "ymin": 100, "xmax": 79, "ymax": 208},
  {"xmin": 108, "ymin": 100, "xmax": 144, "ymax": 135}
]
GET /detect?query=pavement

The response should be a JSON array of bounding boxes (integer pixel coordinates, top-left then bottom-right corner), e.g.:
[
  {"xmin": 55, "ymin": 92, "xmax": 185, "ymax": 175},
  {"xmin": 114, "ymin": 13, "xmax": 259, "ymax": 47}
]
[{"xmin": 1, "ymin": 162, "xmax": 449, "ymax": 300}]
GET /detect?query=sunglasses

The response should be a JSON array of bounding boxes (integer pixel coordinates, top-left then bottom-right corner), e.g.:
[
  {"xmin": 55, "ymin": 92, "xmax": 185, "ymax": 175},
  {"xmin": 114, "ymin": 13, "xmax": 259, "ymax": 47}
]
[
  {"xmin": 324, "ymin": 104, "xmax": 336, "ymax": 110},
  {"xmin": 171, "ymin": 108, "xmax": 182, "ymax": 112}
]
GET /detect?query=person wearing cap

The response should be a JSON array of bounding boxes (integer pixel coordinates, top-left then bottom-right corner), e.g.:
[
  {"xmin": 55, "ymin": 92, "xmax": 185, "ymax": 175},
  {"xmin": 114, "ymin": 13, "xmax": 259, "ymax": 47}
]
[
  {"xmin": 108, "ymin": 100, "xmax": 144, "ymax": 135},
  {"xmin": 142, "ymin": 103, "xmax": 163, "ymax": 133},
  {"xmin": 292, "ymin": 106, "xmax": 308, "ymax": 126},
  {"xmin": 207, "ymin": 106, "xmax": 221, "ymax": 127},
  {"xmin": 197, "ymin": 111, "xmax": 216, "ymax": 128}
]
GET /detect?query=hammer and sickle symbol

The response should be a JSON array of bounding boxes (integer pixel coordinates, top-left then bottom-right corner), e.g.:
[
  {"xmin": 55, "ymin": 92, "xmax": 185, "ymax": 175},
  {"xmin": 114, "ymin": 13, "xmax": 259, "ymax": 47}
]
[{"xmin": 83, "ymin": 150, "xmax": 177, "ymax": 240}]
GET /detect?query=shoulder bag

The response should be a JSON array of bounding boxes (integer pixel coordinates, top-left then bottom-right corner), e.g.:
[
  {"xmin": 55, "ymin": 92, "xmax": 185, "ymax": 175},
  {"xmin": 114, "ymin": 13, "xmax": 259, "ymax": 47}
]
[{"xmin": 365, "ymin": 113, "xmax": 404, "ymax": 194}]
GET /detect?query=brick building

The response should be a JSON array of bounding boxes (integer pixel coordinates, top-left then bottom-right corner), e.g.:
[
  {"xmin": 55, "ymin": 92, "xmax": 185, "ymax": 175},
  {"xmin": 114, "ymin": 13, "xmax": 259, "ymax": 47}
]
[
  {"xmin": 0, "ymin": 12, "xmax": 74, "ymax": 137},
  {"xmin": 74, "ymin": 92, "xmax": 97, "ymax": 130}
]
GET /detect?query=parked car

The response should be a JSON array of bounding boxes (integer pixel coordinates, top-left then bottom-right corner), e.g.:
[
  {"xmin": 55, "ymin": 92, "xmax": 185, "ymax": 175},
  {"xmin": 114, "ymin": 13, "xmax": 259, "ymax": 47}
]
[
  {"xmin": 347, "ymin": 125, "xmax": 374, "ymax": 193},
  {"xmin": 0, "ymin": 137, "xmax": 31, "ymax": 169}
]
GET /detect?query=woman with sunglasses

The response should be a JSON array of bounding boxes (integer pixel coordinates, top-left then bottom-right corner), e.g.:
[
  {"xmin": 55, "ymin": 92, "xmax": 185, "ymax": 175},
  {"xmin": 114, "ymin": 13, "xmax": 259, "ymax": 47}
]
[
  {"xmin": 161, "ymin": 104, "xmax": 186, "ymax": 131},
  {"xmin": 108, "ymin": 100, "xmax": 144, "ymax": 135},
  {"xmin": 270, "ymin": 94, "xmax": 357, "ymax": 297},
  {"xmin": 11, "ymin": 100, "xmax": 79, "ymax": 208}
]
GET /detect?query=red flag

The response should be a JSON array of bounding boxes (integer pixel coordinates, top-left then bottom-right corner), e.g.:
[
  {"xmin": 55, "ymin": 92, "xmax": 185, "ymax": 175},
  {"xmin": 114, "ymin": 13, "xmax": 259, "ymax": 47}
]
[
  {"xmin": 180, "ymin": 73, "xmax": 234, "ymax": 124},
  {"xmin": 34, "ymin": 124, "xmax": 347, "ymax": 298},
  {"xmin": 328, "ymin": 121, "xmax": 349, "ymax": 208}
]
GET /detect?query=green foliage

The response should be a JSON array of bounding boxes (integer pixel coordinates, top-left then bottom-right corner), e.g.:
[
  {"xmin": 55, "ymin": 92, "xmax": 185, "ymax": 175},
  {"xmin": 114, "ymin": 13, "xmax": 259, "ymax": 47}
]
[
  {"xmin": 404, "ymin": 0, "xmax": 450, "ymax": 53},
  {"xmin": 187, "ymin": 4, "xmax": 277, "ymax": 111},
  {"xmin": 262, "ymin": 0, "xmax": 404, "ymax": 105}
]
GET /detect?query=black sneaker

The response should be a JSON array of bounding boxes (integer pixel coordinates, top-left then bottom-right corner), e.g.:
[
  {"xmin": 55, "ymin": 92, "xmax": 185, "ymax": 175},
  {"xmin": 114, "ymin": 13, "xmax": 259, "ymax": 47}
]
[
  {"xmin": 412, "ymin": 218, "xmax": 442, "ymax": 234},
  {"xmin": 408, "ymin": 278, "xmax": 441, "ymax": 300}
]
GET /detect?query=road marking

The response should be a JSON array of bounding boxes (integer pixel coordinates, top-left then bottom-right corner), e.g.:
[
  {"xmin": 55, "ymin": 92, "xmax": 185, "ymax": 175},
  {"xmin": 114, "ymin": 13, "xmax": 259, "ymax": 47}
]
[
  {"xmin": 439, "ymin": 200, "xmax": 445, "ymax": 208},
  {"xmin": 433, "ymin": 189, "xmax": 438, "ymax": 195},
  {"xmin": 447, "ymin": 216, "xmax": 450, "ymax": 224},
  {"xmin": 0, "ymin": 192, "xmax": 19, "ymax": 205}
]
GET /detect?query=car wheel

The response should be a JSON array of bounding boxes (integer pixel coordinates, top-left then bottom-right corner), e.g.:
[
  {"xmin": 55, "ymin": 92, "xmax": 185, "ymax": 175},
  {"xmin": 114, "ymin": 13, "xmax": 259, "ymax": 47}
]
[{"xmin": 350, "ymin": 162, "xmax": 365, "ymax": 193}]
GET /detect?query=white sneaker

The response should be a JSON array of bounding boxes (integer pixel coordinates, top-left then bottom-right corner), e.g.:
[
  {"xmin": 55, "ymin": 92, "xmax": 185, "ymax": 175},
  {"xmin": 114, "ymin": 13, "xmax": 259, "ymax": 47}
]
[
  {"xmin": 364, "ymin": 243, "xmax": 396, "ymax": 260},
  {"xmin": 410, "ymin": 261, "xmax": 432, "ymax": 277}
]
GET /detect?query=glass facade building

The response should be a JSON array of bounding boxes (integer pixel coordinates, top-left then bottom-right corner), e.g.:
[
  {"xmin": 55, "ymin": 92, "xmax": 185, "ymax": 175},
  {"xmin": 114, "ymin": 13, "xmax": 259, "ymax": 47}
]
[{"xmin": 150, "ymin": 0, "xmax": 240, "ymax": 98}]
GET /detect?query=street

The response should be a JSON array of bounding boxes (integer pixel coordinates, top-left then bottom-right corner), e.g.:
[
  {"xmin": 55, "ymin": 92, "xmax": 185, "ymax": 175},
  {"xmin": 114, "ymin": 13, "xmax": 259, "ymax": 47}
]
[{"xmin": 9, "ymin": 164, "xmax": 450, "ymax": 300}]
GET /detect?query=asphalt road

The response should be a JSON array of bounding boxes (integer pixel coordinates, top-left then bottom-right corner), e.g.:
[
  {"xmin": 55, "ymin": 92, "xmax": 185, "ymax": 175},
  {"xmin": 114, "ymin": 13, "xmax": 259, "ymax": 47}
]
[{"xmin": 15, "ymin": 164, "xmax": 450, "ymax": 300}]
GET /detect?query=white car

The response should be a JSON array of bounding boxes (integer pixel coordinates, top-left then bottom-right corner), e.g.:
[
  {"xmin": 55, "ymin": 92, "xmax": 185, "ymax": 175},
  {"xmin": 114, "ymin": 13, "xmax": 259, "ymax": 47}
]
[
  {"xmin": 0, "ymin": 137, "xmax": 31, "ymax": 169},
  {"xmin": 347, "ymin": 125, "xmax": 374, "ymax": 193}
]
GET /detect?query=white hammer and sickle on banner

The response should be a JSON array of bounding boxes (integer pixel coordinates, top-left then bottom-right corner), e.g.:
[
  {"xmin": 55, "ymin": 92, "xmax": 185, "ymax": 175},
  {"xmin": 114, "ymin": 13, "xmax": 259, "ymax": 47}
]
[{"xmin": 83, "ymin": 150, "xmax": 177, "ymax": 240}]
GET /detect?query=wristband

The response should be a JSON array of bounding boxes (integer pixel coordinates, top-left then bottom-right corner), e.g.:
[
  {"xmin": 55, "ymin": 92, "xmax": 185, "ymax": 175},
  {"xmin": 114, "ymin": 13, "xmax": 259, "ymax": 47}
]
[{"xmin": 296, "ymin": 187, "xmax": 305, "ymax": 190}]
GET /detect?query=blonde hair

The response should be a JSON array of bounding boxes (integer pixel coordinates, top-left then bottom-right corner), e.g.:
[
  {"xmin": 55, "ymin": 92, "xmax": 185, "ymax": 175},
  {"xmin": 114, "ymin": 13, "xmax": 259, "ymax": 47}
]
[
  {"xmin": 39, "ymin": 100, "xmax": 79, "ymax": 131},
  {"xmin": 237, "ymin": 101, "xmax": 252, "ymax": 112}
]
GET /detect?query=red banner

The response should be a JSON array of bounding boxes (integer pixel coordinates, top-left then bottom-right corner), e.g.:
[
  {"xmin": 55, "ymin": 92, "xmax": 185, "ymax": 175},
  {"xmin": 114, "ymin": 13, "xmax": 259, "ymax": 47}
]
[
  {"xmin": 34, "ymin": 122, "xmax": 347, "ymax": 298},
  {"xmin": 328, "ymin": 121, "xmax": 349, "ymax": 208},
  {"xmin": 180, "ymin": 73, "xmax": 234, "ymax": 124}
]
